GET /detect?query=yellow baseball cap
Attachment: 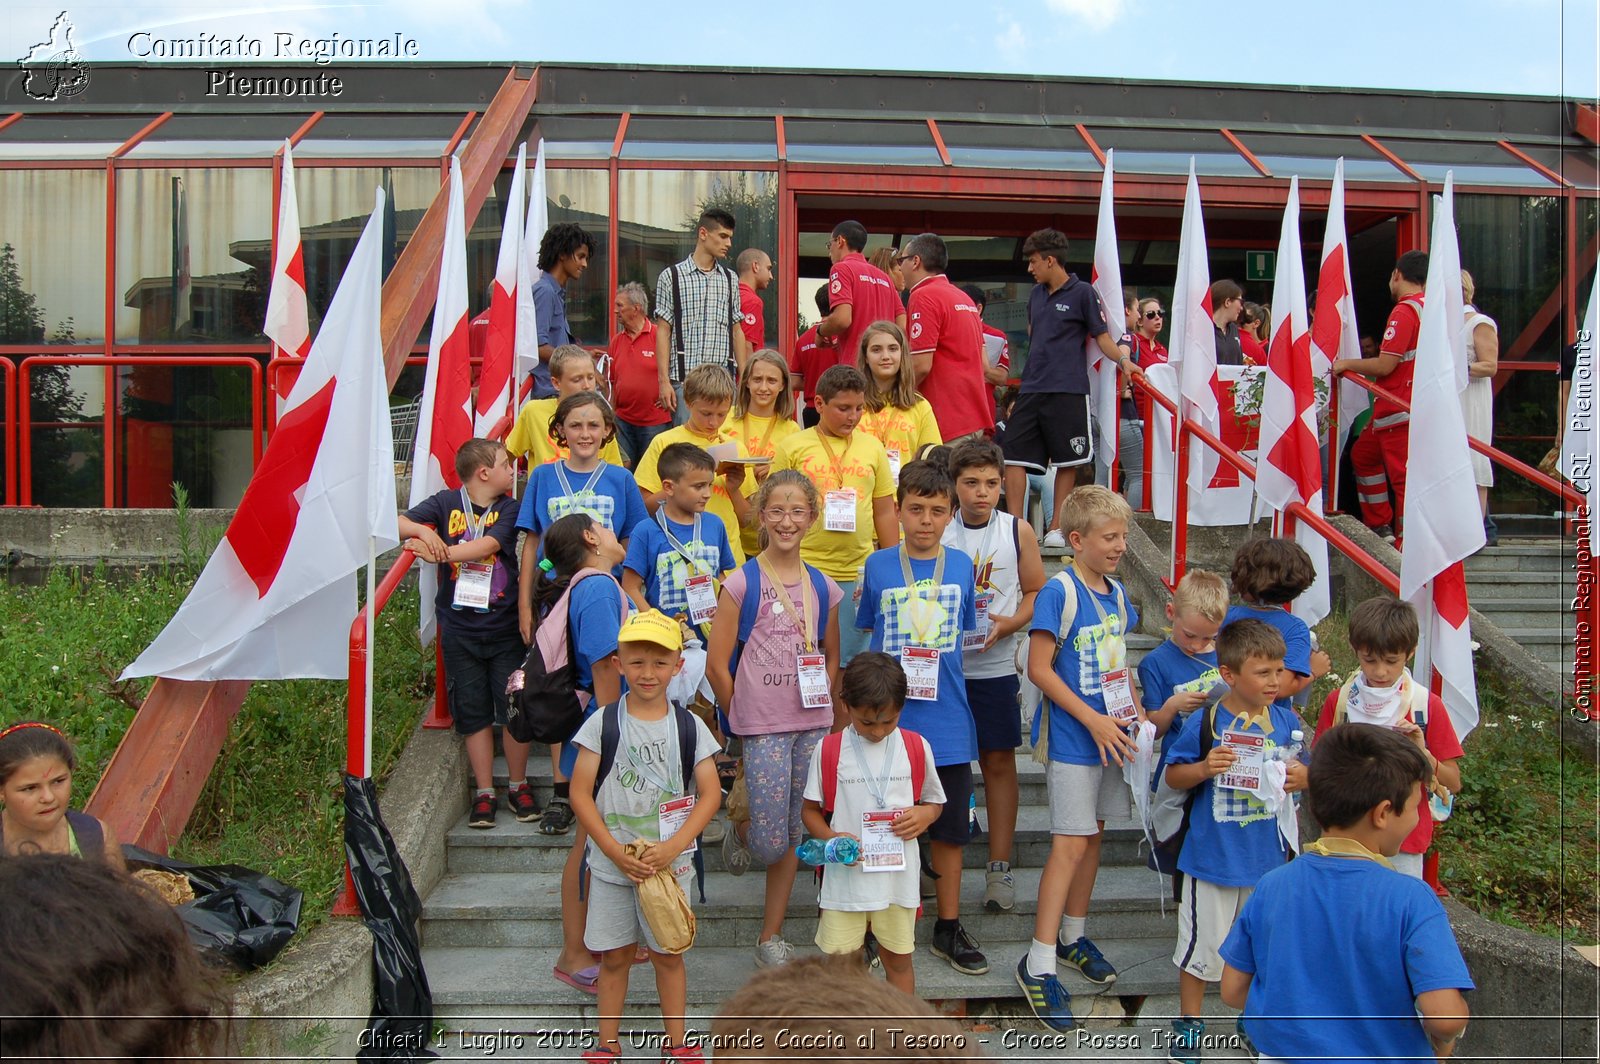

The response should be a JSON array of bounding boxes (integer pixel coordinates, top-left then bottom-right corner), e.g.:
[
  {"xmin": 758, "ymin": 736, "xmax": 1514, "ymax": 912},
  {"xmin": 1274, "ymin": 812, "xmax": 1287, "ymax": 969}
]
[{"xmin": 616, "ymin": 608, "xmax": 684, "ymax": 652}]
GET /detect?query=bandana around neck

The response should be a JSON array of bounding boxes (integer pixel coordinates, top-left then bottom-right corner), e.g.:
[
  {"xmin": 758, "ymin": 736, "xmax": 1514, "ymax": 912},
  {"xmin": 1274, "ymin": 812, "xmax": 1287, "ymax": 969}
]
[{"xmin": 1345, "ymin": 667, "xmax": 1414, "ymax": 727}]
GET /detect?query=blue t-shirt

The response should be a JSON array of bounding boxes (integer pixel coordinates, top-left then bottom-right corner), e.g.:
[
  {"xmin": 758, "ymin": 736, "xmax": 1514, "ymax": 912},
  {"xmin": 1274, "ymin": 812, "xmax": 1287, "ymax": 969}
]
[
  {"xmin": 529, "ymin": 272, "xmax": 570, "ymax": 398},
  {"xmin": 1224, "ymin": 603, "xmax": 1312, "ymax": 711},
  {"xmin": 623, "ymin": 512, "xmax": 736, "ymax": 622},
  {"xmin": 1022, "ymin": 275, "xmax": 1108, "ymax": 395},
  {"xmin": 855, "ymin": 547, "xmax": 979, "ymax": 766},
  {"xmin": 517, "ymin": 461, "xmax": 647, "ymax": 540},
  {"xmin": 556, "ymin": 572, "xmax": 631, "ymax": 778},
  {"xmin": 401, "ymin": 488, "xmax": 520, "ymax": 640},
  {"xmin": 1220, "ymin": 854, "xmax": 1474, "ymax": 1061},
  {"xmin": 1138, "ymin": 638, "xmax": 1224, "ymax": 765},
  {"xmin": 1167, "ymin": 700, "xmax": 1299, "ymax": 887},
  {"xmin": 1027, "ymin": 570, "xmax": 1141, "ymax": 766}
]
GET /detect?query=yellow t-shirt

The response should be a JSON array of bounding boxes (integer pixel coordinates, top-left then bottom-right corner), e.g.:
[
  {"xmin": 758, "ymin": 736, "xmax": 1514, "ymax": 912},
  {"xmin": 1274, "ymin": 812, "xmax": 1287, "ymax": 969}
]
[
  {"xmin": 858, "ymin": 398, "xmax": 942, "ymax": 483},
  {"xmin": 634, "ymin": 424, "xmax": 749, "ymax": 566},
  {"xmin": 505, "ymin": 397, "xmax": 625, "ymax": 467},
  {"xmin": 721, "ymin": 411, "xmax": 802, "ymax": 557},
  {"xmin": 770, "ymin": 428, "xmax": 894, "ymax": 581}
]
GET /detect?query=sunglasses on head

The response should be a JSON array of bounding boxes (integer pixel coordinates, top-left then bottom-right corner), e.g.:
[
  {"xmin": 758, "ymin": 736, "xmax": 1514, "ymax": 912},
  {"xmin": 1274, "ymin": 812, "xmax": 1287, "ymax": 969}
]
[{"xmin": 1143, "ymin": 310, "xmax": 1164, "ymax": 319}]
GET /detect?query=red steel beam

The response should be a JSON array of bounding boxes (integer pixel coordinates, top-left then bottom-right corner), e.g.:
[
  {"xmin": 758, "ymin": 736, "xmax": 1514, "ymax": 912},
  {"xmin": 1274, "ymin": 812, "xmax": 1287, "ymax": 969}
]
[
  {"xmin": 1362, "ymin": 133, "xmax": 1424, "ymax": 182},
  {"xmin": 109, "ymin": 111, "xmax": 172, "ymax": 159},
  {"xmin": 286, "ymin": 111, "xmax": 324, "ymax": 148},
  {"xmin": 1493, "ymin": 228, "xmax": 1600, "ymax": 388},
  {"xmin": 774, "ymin": 115, "xmax": 787, "ymax": 162},
  {"xmin": 0, "ymin": 113, "xmax": 22, "ymax": 135},
  {"xmin": 926, "ymin": 118, "xmax": 952, "ymax": 167},
  {"xmin": 1220, "ymin": 128, "xmax": 1272, "ymax": 178},
  {"xmin": 1497, "ymin": 140, "xmax": 1570, "ymax": 187},
  {"xmin": 1575, "ymin": 103, "xmax": 1600, "ymax": 146}
]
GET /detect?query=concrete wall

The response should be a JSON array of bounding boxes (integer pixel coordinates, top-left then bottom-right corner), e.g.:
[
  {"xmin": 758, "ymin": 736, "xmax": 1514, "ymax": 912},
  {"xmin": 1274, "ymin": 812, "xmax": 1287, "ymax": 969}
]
[
  {"xmin": 234, "ymin": 726, "xmax": 466, "ymax": 1059},
  {"xmin": 0, "ymin": 507, "xmax": 235, "ymax": 567}
]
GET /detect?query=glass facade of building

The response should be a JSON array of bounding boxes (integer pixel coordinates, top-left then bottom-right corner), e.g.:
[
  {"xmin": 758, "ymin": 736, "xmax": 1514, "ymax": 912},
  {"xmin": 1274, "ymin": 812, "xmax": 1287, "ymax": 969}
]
[{"xmin": 1, "ymin": 62, "xmax": 1594, "ymax": 508}]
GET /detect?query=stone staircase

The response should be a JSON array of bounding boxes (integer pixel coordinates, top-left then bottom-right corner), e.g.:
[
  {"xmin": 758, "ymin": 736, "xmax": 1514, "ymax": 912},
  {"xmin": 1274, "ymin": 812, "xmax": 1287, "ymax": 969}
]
[{"xmin": 1463, "ymin": 538, "xmax": 1574, "ymax": 676}]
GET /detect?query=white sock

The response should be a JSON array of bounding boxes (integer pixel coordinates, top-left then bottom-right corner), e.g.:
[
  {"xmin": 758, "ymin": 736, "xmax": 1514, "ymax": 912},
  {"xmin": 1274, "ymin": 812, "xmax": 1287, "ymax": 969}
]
[
  {"xmin": 1060, "ymin": 915, "xmax": 1086, "ymax": 945},
  {"xmin": 507, "ymin": 778, "xmax": 527, "ymax": 791},
  {"xmin": 475, "ymin": 787, "xmax": 494, "ymax": 798},
  {"xmin": 1027, "ymin": 938, "xmax": 1057, "ymax": 978}
]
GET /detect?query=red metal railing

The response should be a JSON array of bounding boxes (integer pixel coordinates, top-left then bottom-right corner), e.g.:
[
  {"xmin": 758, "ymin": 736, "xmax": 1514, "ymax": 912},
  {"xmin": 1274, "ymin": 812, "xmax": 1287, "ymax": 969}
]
[
  {"xmin": 1, "ymin": 357, "xmax": 15, "ymax": 507},
  {"xmin": 15, "ymin": 355, "xmax": 264, "ymax": 508}
]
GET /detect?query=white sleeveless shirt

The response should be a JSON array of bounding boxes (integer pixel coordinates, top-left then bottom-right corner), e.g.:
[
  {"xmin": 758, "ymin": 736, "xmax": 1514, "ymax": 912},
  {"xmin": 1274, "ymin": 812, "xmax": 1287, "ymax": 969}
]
[{"xmin": 941, "ymin": 510, "xmax": 1023, "ymax": 679}]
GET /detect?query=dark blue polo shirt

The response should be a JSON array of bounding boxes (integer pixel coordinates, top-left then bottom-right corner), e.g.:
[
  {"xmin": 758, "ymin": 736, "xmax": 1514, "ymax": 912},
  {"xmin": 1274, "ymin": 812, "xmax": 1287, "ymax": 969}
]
[{"xmin": 1023, "ymin": 275, "xmax": 1109, "ymax": 395}]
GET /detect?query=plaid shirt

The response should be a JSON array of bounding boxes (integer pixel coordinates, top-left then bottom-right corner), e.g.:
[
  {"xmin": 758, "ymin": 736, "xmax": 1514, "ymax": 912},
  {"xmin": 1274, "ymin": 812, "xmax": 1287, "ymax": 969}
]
[{"xmin": 654, "ymin": 257, "xmax": 740, "ymax": 381}]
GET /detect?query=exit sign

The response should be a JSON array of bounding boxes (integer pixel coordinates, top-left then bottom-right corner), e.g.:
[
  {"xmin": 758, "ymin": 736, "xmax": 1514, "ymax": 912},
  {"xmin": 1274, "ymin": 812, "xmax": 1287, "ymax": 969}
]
[{"xmin": 1245, "ymin": 250, "xmax": 1276, "ymax": 282}]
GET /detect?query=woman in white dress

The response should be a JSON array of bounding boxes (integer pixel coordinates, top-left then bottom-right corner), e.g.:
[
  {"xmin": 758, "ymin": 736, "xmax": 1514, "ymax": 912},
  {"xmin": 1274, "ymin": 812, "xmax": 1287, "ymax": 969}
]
[{"xmin": 1460, "ymin": 270, "xmax": 1499, "ymax": 543}]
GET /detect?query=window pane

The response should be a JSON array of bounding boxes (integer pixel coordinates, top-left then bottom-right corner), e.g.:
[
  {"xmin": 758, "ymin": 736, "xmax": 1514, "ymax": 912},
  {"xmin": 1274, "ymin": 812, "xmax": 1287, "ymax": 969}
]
[
  {"xmin": 296, "ymin": 167, "xmax": 437, "ymax": 329},
  {"xmin": 125, "ymin": 113, "xmax": 311, "ymax": 159},
  {"xmin": 0, "ymin": 115, "xmax": 149, "ymax": 159},
  {"xmin": 296, "ymin": 113, "xmax": 467, "ymax": 158},
  {"xmin": 27, "ymin": 363, "xmax": 105, "ymax": 507},
  {"xmin": 1089, "ymin": 128, "xmax": 1256, "ymax": 178},
  {"xmin": 621, "ymin": 117, "xmax": 776, "ymax": 162},
  {"xmin": 940, "ymin": 123, "xmax": 1099, "ymax": 171},
  {"xmin": 527, "ymin": 117, "xmax": 619, "ymax": 161},
  {"xmin": 0, "ymin": 169, "xmax": 107, "ymax": 342},
  {"xmin": 1382, "ymin": 140, "xmax": 1555, "ymax": 188},
  {"xmin": 1508, "ymin": 145, "xmax": 1600, "ymax": 190},
  {"xmin": 117, "ymin": 362, "xmax": 261, "ymax": 507},
  {"xmin": 784, "ymin": 120, "xmax": 941, "ymax": 166},
  {"xmin": 525, "ymin": 169, "xmax": 611, "ymax": 343},
  {"xmin": 1236, "ymin": 132, "xmax": 1404, "ymax": 182},
  {"xmin": 114, "ymin": 167, "xmax": 273, "ymax": 343},
  {"xmin": 617, "ymin": 171, "xmax": 777, "ymax": 334}
]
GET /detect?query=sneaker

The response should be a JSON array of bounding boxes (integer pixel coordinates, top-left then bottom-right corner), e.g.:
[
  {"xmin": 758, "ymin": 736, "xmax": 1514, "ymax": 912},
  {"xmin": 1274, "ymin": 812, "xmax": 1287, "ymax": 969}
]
[
  {"xmin": 1057, "ymin": 935, "xmax": 1117, "ymax": 984},
  {"xmin": 863, "ymin": 930, "xmax": 882, "ymax": 970},
  {"xmin": 984, "ymin": 861, "xmax": 1016, "ymax": 912},
  {"xmin": 930, "ymin": 921, "xmax": 989, "ymax": 976},
  {"xmin": 663, "ymin": 1043, "xmax": 704, "ymax": 1064},
  {"xmin": 468, "ymin": 792, "xmax": 497, "ymax": 829},
  {"xmin": 754, "ymin": 935, "xmax": 795, "ymax": 968},
  {"xmin": 1042, "ymin": 528, "xmax": 1068, "ymax": 549},
  {"xmin": 1167, "ymin": 1016, "xmax": 1204, "ymax": 1064},
  {"xmin": 701, "ymin": 814, "xmax": 726, "ymax": 845},
  {"xmin": 1372, "ymin": 524, "xmax": 1396, "ymax": 543},
  {"xmin": 722, "ymin": 820, "xmax": 752, "ymax": 876},
  {"xmin": 1014, "ymin": 957, "xmax": 1076, "ymax": 1034},
  {"xmin": 539, "ymin": 795, "xmax": 574, "ymax": 835},
  {"xmin": 507, "ymin": 783, "xmax": 541, "ymax": 823},
  {"xmin": 1236, "ymin": 1016, "xmax": 1259, "ymax": 1060}
]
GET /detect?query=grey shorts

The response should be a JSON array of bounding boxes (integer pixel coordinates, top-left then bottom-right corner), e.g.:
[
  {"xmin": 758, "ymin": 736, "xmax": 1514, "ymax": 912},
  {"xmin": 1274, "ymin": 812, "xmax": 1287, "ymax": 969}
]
[
  {"xmin": 1046, "ymin": 761, "xmax": 1131, "ymax": 836},
  {"xmin": 583, "ymin": 871, "xmax": 693, "ymax": 954}
]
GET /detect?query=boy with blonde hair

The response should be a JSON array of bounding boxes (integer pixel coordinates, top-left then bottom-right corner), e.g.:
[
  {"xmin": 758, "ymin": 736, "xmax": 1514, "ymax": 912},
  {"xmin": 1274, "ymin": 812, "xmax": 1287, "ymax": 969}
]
[
  {"xmin": 1016, "ymin": 484, "xmax": 1143, "ymax": 1031},
  {"xmin": 506, "ymin": 345, "xmax": 625, "ymax": 466},
  {"xmin": 634, "ymin": 364, "xmax": 752, "ymax": 565},
  {"xmin": 1138, "ymin": 569, "xmax": 1228, "ymax": 762}
]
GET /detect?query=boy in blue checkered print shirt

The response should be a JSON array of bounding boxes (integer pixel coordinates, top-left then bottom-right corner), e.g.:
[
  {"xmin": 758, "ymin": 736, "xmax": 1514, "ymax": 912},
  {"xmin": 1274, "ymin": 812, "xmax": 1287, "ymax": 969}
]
[{"xmin": 854, "ymin": 460, "xmax": 985, "ymax": 978}]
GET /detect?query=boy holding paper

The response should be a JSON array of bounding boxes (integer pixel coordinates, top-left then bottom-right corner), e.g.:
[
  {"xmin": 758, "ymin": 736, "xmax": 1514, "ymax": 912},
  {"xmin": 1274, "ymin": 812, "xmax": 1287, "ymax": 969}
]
[{"xmin": 1162, "ymin": 618, "xmax": 1307, "ymax": 1063}]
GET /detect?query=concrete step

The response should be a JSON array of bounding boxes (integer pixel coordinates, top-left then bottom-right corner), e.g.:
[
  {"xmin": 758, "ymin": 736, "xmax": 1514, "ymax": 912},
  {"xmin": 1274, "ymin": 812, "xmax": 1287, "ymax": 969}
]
[
  {"xmin": 421, "ymin": 865, "xmax": 1181, "ymax": 949},
  {"xmin": 1494, "ymin": 626, "xmax": 1576, "ymax": 649},
  {"xmin": 423, "ymin": 935, "xmax": 1183, "ymax": 1016},
  {"xmin": 446, "ymin": 809, "xmax": 1153, "ymax": 875},
  {"xmin": 1469, "ymin": 598, "xmax": 1577, "ymax": 629},
  {"xmin": 1465, "ymin": 570, "xmax": 1573, "ymax": 600},
  {"xmin": 1463, "ymin": 542, "xmax": 1569, "ymax": 574}
]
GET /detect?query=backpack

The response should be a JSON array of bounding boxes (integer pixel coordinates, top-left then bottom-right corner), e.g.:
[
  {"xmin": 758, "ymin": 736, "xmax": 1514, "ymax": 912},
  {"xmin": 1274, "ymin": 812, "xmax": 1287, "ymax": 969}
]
[
  {"xmin": 727, "ymin": 558, "xmax": 833, "ymax": 676},
  {"xmin": 506, "ymin": 568, "xmax": 628, "ymax": 745},
  {"xmin": 592, "ymin": 698, "xmax": 708, "ymax": 902},
  {"xmin": 1018, "ymin": 566, "xmax": 1131, "ymax": 765},
  {"xmin": 1329, "ymin": 675, "xmax": 1429, "ymax": 727},
  {"xmin": 0, "ymin": 809, "xmax": 105, "ymax": 862},
  {"xmin": 1145, "ymin": 701, "xmax": 1219, "ymax": 885},
  {"xmin": 818, "ymin": 727, "xmax": 929, "ymax": 814}
]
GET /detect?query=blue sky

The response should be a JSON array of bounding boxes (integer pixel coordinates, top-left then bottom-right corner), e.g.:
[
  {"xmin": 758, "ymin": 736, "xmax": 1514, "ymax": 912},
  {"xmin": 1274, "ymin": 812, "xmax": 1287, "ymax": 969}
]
[{"xmin": 5, "ymin": 0, "xmax": 1597, "ymax": 99}]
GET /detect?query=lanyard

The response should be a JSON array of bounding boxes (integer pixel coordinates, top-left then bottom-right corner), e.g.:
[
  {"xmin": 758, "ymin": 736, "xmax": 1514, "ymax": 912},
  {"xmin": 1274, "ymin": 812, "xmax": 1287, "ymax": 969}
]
[
  {"xmin": 743, "ymin": 414, "xmax": 778, "ymax": 458},
  {"xmin": 1302, "ymin": 836, "xmax": 1393, "ymax": 869},
  {"xmin": 554, "ymin": 460, "xmax": 606, "ymax": 502},
  {"xmin": 756, "ymin": 555, "xmax": 817, "ymax": 653},
  {"xmin": 1069, "ymin": 561, "xmax": 1118, "ymax": 632},
  {"xmin": 814, "ymin": 431, "xmax": 855, "ymax": 490},
  {"xmin": 898, "ymin": 546, "xmax": 947, "ymax": 645},
  {"xmin": 621, "ymin": 697, "xmax": 683, "ymax": 796},
  {"xmin": 457, "ymin": 488, "xmax": 489, "ymax": 542},
  {"xmin": 955, "ymin": 515, "xmax": 1001, "ymax": 589},
  {"xmin": 850, "ymin": 727, "xmax": 898, "ymax": 809},
  {"xmin": 657, "ymin": 510, "xmax": 710, "ymax": 576},
  {"xmin": 1179, "ymin": 647, "xmax": 1216, "ymax": 670}
]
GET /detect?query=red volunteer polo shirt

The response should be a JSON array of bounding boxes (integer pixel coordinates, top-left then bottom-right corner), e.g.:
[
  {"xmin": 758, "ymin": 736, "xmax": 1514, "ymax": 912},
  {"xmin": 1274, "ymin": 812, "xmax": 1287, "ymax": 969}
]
[{"xmin": 907, "ymin": 274, "xmax": 994, "ymax": 439}]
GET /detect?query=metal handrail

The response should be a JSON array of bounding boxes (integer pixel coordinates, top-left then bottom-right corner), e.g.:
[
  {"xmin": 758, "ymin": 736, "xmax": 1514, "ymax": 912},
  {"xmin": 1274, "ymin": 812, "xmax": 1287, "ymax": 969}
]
[{"xmin": 1, "ymin": 357, "xmax": 15, "ymax": 507}]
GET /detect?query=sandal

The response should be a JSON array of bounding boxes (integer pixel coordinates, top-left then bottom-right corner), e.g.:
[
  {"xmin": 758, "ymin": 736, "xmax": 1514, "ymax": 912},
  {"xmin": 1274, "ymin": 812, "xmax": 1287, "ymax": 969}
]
[{"xmin": 552, "ymin": 964, "xmax": 599, "ymax": 994}]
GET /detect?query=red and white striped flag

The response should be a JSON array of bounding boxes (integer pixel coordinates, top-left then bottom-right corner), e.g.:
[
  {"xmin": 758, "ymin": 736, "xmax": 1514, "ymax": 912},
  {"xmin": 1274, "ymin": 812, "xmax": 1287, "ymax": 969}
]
[
  {"xmin": 1401, "ymin": 174, "xmax": 1481, "ymax": 740},
  {"xmin": 122, "ymin": 189, "xmax": 396, "ymax": 680},
  {"xmin": 1256, "ymin": 177, "xmax": 1330, "ymax": 626},
  {"xmin": 515, "ymin": 139, "xmax": 549, "ymax": 396},
  {"xmin": 475, "ymin": 143, "xmax": 526, "ymax": 435},
  {"xmin": 409, "ymin": 156, "xmax": 475, "ymax": 645},
  {"xmin": 264, "ymin": 141, "xmax": 310, "ymax": 403},
  {"xmin": 1088, "ymin": 149, "xmax": 1124, "ymax": 472},
  {"xmin": 1169, "ymin": 161, "xmax": 1220, "ymax": 516},
  {"xmin": 1311, "ymin": 159, "xmax": 1367, "ymax": 452}
]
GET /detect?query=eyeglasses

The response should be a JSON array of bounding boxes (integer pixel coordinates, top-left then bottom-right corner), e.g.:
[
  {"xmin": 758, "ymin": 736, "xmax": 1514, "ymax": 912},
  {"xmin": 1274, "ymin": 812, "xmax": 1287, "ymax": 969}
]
[
  {"xmin": 762, "ymin": 507, "xmax": 813, "ymax": 522},
  {"xmin": 1143, "ymin": 310, "xmax": 1164, "ymax": 319}
]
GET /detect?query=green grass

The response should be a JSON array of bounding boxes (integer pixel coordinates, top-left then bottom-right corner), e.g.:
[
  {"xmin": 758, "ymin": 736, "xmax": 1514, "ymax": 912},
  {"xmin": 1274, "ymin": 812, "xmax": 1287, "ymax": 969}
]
[
  {"xmin": 1310, "ymin": 611, "xmax": 1598, "ymax": 942},
  {"xmin": 0, "ymin": 563, "xmax": 432, "ymax": 929}
]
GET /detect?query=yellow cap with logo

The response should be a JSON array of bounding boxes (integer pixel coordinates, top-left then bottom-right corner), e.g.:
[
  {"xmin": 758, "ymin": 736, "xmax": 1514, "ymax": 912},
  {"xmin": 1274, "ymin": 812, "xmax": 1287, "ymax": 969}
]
[{"xmin": 616, "ymin": 608, "xmax": 685, "ymax": 652}]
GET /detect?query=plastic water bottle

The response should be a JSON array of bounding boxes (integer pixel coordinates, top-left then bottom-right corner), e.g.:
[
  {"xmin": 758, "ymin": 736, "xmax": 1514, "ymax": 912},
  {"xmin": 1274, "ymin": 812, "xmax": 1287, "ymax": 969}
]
[
  {"xmin": 1283, "ymin": 729, "xmax": 1305, "ymax": 765},
  {"xmin": 796, "ymin": 836, "xmax": 860, "ymax": 866}
]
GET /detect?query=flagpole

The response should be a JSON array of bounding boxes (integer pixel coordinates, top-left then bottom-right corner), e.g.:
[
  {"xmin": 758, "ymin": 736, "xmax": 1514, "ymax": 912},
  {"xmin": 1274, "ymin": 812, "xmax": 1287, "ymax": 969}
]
[{"xmin": 365, "ymin": 535, "xmax": 376, "ymax": 779}]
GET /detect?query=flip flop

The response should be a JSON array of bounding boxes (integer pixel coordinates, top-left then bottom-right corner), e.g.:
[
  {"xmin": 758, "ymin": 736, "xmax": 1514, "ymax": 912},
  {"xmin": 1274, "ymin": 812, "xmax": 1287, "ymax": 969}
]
[{"xmin": 552, "ymin": 964, "xmax": 599, "ymax": 994}]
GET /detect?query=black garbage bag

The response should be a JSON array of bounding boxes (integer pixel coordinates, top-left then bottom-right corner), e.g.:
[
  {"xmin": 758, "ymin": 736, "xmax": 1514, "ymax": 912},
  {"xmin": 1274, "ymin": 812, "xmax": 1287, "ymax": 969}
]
[
  {"xmin": 344, "ymin": 773, "xmax": 435, "ymax": 1061},
  {"xmin": 122, "ymin": 845, "xmax": 303, "ymax": 970}
]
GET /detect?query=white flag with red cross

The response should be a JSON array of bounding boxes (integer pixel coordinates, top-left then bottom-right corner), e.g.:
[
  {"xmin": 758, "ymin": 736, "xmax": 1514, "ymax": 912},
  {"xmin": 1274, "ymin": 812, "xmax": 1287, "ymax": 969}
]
[
  {"xmin": 476, "ymin": 142, "xmax": 526, "ymax": 435},
  {"xmin": 1088, "ymin": 149, "xmax": 1124, "ymax": 473},
  {"xmin": 264, "ymin": 140, "xmax": 311, "ymax": 381},
  {"xmin": 122, "ymin": 190, "xmax": 397, "ymax": 681},
  {"xmin": 410, "ymin": 156, "xmax": 475, "ymax": 646},
  {"xmin": 1311, "ymin": 159, "xmax": 1368, "ymax": 454},
  {"xmin": 515, "ymin": 139, "xmax": 549, "ymax": 396},
  {"xmin": 1400, "ymin": 174, "xmax": 1481, "ymax": 740},
  {"xmin": 1256, "ymin": 177, "xmax": 1330, "ymax": 626},
  {"xmin": 1168, "ymin": 161, "xmax": 1223, "ymax": 516}
]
